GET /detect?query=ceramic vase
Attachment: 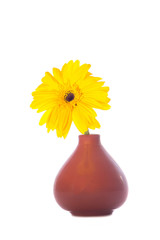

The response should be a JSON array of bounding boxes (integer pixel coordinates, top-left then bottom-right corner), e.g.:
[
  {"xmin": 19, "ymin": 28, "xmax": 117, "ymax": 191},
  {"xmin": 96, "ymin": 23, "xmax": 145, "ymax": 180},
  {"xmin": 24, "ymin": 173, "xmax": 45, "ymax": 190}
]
[{"xmin": 54, "ymin": 134, "xmax": 128, "ymax": 216}]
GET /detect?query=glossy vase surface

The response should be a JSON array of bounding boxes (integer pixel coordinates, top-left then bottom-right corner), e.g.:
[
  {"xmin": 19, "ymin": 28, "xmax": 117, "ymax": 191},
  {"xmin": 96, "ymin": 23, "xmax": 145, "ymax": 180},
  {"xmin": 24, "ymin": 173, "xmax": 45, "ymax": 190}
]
[{"xmin": 54, "ymin": 135, "xmax": 128, "ymax": 216}]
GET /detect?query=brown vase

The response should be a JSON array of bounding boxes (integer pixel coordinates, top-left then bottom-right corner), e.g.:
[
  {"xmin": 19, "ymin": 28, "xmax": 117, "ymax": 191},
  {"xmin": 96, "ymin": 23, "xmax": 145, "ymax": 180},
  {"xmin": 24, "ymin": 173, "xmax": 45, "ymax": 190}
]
[{"xmin": 53, "ymin": 134, "xmax": 128, "ymax": 216}]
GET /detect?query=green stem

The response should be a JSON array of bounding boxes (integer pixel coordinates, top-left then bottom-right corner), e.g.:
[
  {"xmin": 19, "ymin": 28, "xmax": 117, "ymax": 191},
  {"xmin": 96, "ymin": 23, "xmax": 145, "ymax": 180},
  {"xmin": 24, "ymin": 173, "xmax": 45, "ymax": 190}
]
[{"xmin": 84, "ymin": 129, "xmax": 90, "ymax": 135}]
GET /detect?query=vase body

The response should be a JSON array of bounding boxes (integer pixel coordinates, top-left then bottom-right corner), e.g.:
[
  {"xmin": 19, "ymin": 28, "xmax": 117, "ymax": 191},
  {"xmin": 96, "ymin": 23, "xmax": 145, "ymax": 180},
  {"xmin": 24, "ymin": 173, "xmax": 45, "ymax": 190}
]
[{"xmin": 54, "ymin": 135, "xmax": 128, "ymax": 216}]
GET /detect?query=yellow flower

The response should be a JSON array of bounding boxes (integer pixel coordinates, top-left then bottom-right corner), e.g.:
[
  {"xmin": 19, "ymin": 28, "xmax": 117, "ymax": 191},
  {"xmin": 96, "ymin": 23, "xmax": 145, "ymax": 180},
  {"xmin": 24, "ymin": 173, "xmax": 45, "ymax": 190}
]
[{"xmin": 30, "ymin": 60, "xmax": 111, "ymax": 138}]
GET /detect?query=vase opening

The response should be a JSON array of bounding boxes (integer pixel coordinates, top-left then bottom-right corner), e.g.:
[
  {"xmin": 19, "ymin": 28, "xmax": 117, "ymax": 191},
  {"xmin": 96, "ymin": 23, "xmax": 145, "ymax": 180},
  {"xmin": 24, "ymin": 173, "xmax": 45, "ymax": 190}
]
[{"xmin": 79, "ymin": 134, "xmax": 101, "ymax": 145}]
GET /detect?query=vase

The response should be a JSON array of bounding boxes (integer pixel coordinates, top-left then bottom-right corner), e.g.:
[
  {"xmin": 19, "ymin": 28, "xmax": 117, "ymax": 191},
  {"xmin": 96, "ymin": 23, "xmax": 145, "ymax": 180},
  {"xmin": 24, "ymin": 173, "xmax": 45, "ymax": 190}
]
[{"xmin": 53, "ymin": 134, "xmax": 128, "ymax": 216}]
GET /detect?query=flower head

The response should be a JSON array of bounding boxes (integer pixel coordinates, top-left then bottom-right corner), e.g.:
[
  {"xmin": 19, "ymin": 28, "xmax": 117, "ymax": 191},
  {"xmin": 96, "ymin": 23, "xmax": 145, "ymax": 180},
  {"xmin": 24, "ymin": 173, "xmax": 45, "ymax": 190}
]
[{"xmin": 30, "ymin": 60, "xmax": 110, "ymax": 138}]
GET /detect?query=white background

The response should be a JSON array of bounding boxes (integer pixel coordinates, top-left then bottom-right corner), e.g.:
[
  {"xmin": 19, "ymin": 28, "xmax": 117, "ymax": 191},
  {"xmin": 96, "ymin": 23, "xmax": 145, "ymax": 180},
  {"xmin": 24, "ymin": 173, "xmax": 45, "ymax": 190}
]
[{"xmin": 0, "ymin": 0, "xmax": 160, "ymax": 239}]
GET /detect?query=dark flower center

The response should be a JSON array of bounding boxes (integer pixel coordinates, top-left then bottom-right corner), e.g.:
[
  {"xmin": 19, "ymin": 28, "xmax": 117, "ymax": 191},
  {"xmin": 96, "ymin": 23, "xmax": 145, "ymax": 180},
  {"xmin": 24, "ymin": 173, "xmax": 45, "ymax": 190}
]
[{"xmin": 65, "ymin": 92, "xmax": 75, "ymax": 102}]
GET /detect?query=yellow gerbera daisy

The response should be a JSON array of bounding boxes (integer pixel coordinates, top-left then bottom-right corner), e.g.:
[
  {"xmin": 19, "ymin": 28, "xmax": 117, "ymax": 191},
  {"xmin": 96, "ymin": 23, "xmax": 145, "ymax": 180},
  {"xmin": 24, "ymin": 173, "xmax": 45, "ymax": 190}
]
[{"xmin": 30, "ymin": 60, "xmax": 111, "ymax": 138}]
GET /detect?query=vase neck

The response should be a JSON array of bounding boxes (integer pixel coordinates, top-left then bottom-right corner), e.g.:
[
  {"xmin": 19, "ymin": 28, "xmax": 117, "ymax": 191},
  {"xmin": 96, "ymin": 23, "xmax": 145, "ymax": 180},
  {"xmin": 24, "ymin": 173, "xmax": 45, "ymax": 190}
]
[{"xmin": 78, "ymin": 135, "xmax": 101, "ymax": 145}]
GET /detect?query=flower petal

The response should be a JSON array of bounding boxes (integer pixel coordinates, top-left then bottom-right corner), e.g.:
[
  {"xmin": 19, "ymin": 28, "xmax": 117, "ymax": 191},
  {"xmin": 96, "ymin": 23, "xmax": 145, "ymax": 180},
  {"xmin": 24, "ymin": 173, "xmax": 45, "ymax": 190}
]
[
  {"xmin": 52, "ymin": 68, "xmax": 64, "ymax": 85},
  {"xmin": 82, "ymin": 97, "xmax": 111, "ymax": 110},
  {"xmin": 72, "ymin": 63, "xmax": 91, "ymax": 85},
  {"xmin": 82, "ymin": 85, "xmax": 111, "ymax": 110},
  {"xmin": 41, "ymin": 72, "xmax": 59, "ymax": 90},
  {"xmin": 56, "ymin": 105, "xmax": 72, "ymax": 138},
  {"xmin": 39, "ymin": 109, "xmax": 52, "ymax": 126},
  {"xmin": 72, "ymin": 103, "xmax": 100, "ymax": 134},
  {"xmin": 46, "ymin": 105, "xmax": 59, "ymax": 132},
  {"xmin": 61, "ymin": 60, "xmax": 91, "ymax": 85},
  {"xmin": 30, "ymin": 92, "xmax": 58, "ymax": 112},
  {"xmin": 78, "ymin": 76, "xmax": 102, "ymax": 89}
]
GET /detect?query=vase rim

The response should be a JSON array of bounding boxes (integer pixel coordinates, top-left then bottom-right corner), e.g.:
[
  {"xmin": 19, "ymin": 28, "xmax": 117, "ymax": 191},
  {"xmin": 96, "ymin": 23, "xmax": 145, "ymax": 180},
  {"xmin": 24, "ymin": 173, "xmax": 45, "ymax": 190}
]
[
  {"xmin": 78, "ymin": 134, "xmax": 101, "ymax": 144},
  {"xmin": 79, "ymin": 134, "xmax": 100, "ymax": 137}
]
